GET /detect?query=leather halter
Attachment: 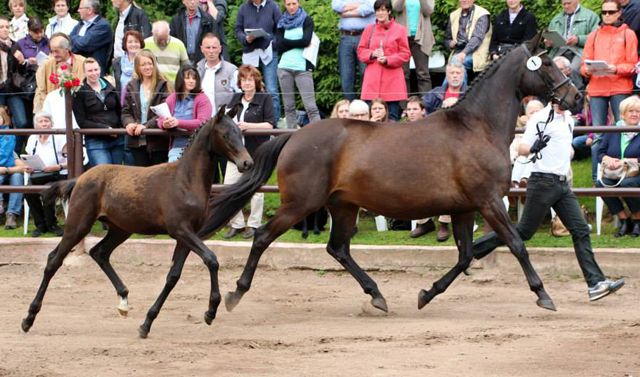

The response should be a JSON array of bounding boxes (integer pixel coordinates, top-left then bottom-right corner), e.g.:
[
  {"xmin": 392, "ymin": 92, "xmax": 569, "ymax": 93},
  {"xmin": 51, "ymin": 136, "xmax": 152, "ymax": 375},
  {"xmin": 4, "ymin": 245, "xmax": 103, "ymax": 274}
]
[{"xmin": 520, "ymin": 43, "xmax": 574, "ymax": 109}]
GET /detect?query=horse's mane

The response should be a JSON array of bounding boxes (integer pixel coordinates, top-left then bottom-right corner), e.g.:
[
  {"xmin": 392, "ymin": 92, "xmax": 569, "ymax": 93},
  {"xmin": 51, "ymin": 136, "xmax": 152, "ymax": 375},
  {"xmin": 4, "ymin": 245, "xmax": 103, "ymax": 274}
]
[{"xmin": 177, "ymin": 119, "xmax": 209, "ymax": 159}]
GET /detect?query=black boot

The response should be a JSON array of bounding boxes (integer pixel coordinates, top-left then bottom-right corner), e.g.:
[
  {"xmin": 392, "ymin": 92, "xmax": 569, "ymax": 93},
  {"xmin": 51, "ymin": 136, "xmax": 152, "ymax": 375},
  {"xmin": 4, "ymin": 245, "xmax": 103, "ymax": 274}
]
[
  {"xmin": 614, "ymin": 218, "xmax": 632, "ymax": 237},
  {"xmin": 631, "ymin": 220, "xmax": 640, "ymax": 237}
]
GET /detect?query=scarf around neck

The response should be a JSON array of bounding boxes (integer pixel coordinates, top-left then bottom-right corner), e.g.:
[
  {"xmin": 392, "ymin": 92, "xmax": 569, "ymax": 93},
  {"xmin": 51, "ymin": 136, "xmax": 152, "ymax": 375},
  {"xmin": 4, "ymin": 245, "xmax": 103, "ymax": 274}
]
[
  {"xmin": 617, "ymin": 119, "xmax": 638, "ymax": 143},
  {"xmin": 277, "ymin": 7, "xmax": 307, "ymax": 29}
]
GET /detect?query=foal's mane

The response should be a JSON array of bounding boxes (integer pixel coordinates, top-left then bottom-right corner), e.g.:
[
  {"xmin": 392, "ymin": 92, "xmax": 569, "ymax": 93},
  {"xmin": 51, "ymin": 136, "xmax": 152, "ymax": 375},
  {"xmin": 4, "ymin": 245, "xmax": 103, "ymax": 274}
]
[{"xmin": 177, "ymin": 118, "xmax": 210, "ymax": 159}]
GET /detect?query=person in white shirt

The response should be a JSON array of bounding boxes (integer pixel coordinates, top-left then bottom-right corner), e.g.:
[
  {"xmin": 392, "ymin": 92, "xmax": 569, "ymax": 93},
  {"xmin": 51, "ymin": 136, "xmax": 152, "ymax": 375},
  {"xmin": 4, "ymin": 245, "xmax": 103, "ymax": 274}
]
[
  {"xmin": 472, "ymin": 103, "xmax": 626, "ymax": 302},
  {"xmin": 44, "ymin": 0, "xmax": 79, "ymax": 39}
]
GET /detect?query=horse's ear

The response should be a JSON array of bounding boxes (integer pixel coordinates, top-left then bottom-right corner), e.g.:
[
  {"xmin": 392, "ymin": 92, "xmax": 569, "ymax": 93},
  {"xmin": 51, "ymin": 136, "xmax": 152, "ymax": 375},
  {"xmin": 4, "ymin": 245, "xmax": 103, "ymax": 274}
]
[
  {"xmin": 214, "ymin": 105, "xmax": 227, "ymax": 123},
  {"xmin": 526, "ymin": 30, "xmax": 545, "ymax": 53},
  {"xmin": 226, "ymin": 103, "xmax": 240, "ymax": 120}
]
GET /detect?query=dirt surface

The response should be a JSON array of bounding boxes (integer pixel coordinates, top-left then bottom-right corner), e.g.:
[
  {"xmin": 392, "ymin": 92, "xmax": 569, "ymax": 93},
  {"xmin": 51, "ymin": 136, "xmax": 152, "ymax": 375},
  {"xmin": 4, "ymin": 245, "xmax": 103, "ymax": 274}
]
[{"xmin": 1, "ymin": 255, "xmax": 639, "ymax": 377}]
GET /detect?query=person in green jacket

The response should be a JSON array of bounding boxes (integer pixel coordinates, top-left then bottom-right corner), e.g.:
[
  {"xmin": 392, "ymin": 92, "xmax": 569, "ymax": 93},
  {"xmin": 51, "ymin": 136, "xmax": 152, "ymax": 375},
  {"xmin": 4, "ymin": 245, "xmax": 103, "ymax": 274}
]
[{"xmin": 544, "ymin": 0, "xmax": 599, "ymax": 87}]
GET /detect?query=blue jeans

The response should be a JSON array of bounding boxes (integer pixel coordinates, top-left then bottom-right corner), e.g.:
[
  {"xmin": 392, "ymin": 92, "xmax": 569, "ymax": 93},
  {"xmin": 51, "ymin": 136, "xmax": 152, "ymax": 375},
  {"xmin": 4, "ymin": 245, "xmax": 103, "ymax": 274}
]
[
  {"xmin": 338, "ymin": 34, "xmax": 367, "ymax": 101},
  {"xmin": 572, "ymin": 135, "xmax": 591, "ymax": 160},
  {"xmin": 85, "ymin": 136, "xmax": 125, "ymax": 167},
  {"xmin": 258, "ymin": 51, "xmax": 281, "ymax": 123},
  {"xmin": 589, "ymin": 94, "xmax": 628, "ymax": 182},
  {"xmin": 0, "ymin": 93, "xmax": 29, "ymax": 153},
  {"xmin": 0, "ymin": 172, "xmax": 23, "ymax": 214},
  {"xmin": 167, "ymin": 147, "xmax": 183, "ymax": 163}
]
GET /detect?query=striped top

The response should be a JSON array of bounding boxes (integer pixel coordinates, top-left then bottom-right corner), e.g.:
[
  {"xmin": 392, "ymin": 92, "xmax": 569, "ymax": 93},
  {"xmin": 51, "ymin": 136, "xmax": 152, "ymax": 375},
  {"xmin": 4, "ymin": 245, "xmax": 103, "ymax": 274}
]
[{"xmin": 143, "ymin": 36, "xmax": 190, "ymax": 84}]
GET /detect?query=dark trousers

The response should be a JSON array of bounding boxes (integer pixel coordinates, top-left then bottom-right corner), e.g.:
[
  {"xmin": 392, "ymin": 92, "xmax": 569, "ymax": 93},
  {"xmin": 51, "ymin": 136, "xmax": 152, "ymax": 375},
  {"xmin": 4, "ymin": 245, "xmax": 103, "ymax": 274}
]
[
  {"xmin": 473, "ymin": 173, "xmax": 606, "ymax": 287},
  {"xmin": 25, "ymin": 193, "xmax": 57, "ymax": 231},
  {"xmin": 403, "ymin": 36, "xmax": 432, "ymax": 96},
  {"xmin": 130, "ymin": 147, "xmax": 168, "ymax": 167}
]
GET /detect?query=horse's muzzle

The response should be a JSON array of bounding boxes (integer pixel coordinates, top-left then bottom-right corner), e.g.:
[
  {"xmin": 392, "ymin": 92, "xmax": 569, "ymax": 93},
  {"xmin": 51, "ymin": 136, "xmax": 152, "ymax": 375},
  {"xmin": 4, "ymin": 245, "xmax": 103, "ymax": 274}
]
[{"xmin": 236, "ymin": 158, "xmax": 254, "ymax": 173}]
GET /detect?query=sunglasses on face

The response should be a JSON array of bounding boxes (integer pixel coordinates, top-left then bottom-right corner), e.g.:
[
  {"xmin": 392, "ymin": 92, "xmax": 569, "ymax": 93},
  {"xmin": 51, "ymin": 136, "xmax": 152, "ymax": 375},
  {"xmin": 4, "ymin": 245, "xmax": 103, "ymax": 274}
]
[{"xmin": 601, "ymin": 10, "xmax": 619, "ymax": 15}]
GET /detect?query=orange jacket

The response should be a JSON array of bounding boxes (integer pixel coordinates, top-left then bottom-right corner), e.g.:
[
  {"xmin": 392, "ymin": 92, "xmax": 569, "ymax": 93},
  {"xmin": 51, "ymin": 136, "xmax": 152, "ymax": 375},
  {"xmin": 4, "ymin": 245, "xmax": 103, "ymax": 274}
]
[{"xmin": 581, "ymin": 23, "xmax": 638, "ymax": 97}]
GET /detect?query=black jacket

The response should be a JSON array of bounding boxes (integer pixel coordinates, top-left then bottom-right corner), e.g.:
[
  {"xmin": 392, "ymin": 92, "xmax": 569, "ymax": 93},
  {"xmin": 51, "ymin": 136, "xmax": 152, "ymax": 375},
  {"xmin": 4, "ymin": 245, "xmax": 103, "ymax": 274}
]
[
  {"xmin": 170, "ymin": 7, "xmax": 219, "ymax": 62},
  {"xmin": 227, "ymin": 92, "xmax": 275, "ymax": 157},
  {"xmin": 489, "ymin": 7, "xmax": 537, "ymax": 56},
  {"xmin": 275, "ymin": 16, "xmax": 315, "ymax": 71},
  {"xmin": 0, "ymin": 41, "xmax": 24, "ymax": 93},
  {"xmin": 72, "ymin": 79, "xmax": 122, "ymax": 141},
  {"xmin": 116, "ymin": 4, "xmax": 152, "ymax": 39}
]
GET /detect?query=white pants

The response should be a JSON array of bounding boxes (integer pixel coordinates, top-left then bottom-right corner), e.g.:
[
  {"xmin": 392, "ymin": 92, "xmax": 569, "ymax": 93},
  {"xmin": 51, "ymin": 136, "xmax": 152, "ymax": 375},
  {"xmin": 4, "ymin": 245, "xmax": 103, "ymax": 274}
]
[
  {"xmin": 224, "ymin": 162, "xmax": 264, "ymax": 229},
  {"xmin": 511, "ymin": 156, "xmax": 533, "ymax": 182},
  {"xmin": 417, "ymin": 215, "xmax": 450, "ymax": 225}
]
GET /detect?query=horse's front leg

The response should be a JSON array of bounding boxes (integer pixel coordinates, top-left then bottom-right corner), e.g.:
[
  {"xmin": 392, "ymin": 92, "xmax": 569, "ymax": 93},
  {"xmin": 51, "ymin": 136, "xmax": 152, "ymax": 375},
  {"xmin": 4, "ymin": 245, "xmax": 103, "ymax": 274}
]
[
  {"xmin": 418, "ymin": 212, "xmax": 475, "ymax": 309},
  {"xmin": 139, "ymin": 243, "xmax": 190, "ymax": 338},
  {"xmin": 174, "ymin": 229, "xmax": 222, "ymax": 326}
]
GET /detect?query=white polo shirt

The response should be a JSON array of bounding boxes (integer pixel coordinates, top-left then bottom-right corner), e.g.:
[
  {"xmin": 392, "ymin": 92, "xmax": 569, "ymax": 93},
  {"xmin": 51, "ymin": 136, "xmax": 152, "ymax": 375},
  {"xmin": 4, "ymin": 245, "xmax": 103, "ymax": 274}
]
[{"xmin": 521, "ymin": 105, "xmax": 573, "ymax": 176}]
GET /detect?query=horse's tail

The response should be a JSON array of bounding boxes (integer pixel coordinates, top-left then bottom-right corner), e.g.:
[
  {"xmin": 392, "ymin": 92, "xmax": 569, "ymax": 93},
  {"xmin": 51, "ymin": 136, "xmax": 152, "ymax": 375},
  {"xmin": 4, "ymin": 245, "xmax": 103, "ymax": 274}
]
[
  {"xmin": 198, "ymin": 133, "xmax": 292, "ymax": 238},
  {"xmin": 42, "ymin": 179, "xmax": 77, "ymax": 206}
]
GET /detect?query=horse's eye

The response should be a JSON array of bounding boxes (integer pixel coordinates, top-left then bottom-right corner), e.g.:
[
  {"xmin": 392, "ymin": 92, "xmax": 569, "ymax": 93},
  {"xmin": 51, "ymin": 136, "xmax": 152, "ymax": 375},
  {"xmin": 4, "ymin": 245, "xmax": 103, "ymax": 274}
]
[{"xmin": 222, "ymin": 134, "xmax": 229, "ymax": 140}]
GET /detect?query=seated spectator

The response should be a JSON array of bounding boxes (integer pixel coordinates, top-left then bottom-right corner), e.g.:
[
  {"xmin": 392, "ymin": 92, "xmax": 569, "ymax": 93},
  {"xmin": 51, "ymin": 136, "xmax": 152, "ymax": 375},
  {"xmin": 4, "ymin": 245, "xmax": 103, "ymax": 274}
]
[
  {"xmin": 158, "ymin": 66, "xmax": 212, "ymax": 162},
  {"xmin": 422, "ymin": 61, "xmax": 467, "ymax": 114},
  {"xmin": 122, "ymin": 49, "xmax": 172, "ymax": 166},
  {"xmin": 406, "ymin": 95, "xmax": 426, "ymax": 121},
  {"xmin": 8, "ymin": 0, "xmax": 28, "ymax": 42},
  {"xmin": 45, "ymin": 0, "xmax": 78, "ymax": 38},
  {"xmin": 73, "ymin": 58, "xmax": 124, "ymax": 167},
  {"xmin": 170, "ymin": 0, "xmax": 219, "ymax": 64},
  {"xmin": 69, "ymin": 0, "xmax": 113, "ymax": 75},
  {"xmin": 596, "ymin": 95, "xmax": 640, "ymax": 237},
  {"xmin": 331, "ymin": 99, "xmax": 350, "ymax": 119},
  {"xmin": 42, "ymin": 65, "xmax": 79, "ymax": 130},
  {"xmin": 369, "ymin": 97, "xmax": 388, "ymax": 122},
  {"xmin": 348, "ymin": 99, "xmax": 370, "ymax": 120},
  {"xmin": 357, "ymin": 0, "xmax": 410, "ymax": 121},
  {"xmin": 34, "ymin": 33, "xmax": 86, "ymax": 113},
  {"xmin": 0, "ymin": 106, "xmax": 25, "ymax": 229},
  {"xmin": 113, "ymin": 30, "xmax": 145, "ymax": 105},
  {"xmin": 276, "ymin": 0, "xmax": 321, "ymax": 129},
  {"xmin": 0, "ymin": 16, "xmax": 29, "ymax": 154},
  {"xmin": 24, "ymin": 111, "xmax": 66, "ymax": 237},
  {"xmin": 144, "ymin": 20, "xmax": 189, "ymax": 85},
  {"xmin": 489, "ymin": 0, "xmax": 536, "ymax": 60},
  {"xmin": 223, "ymin": 64, "xmax": 275, "ymax": 240},
  {"xmin": 445, "ymin": 0, "xmax": 492, "ymax": 80},
  {"xmin": 511, "ymin": 99, "xmax": 544, "ymax": 194}
]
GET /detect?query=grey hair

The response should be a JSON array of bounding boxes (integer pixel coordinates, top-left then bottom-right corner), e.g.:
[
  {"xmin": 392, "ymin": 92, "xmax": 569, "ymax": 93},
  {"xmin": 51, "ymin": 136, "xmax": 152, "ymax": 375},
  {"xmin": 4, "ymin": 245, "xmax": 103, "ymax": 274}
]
[
  {"xmin": 50, "ymin": 32, "xmax": 71, "ymax": 50},
  {"xmin": 446, "ymin": 60, "xmax": 464, "ymax": 71},
  {"xmin": 553, "ymin": 56, "xmax": 571, "ymax": 69},
  {"xmin": 33, "ymin": 111, "xmax": 53, "ymax": 126},
  {"xmin": 348, "ymin": 100, "xmax": 369, "ymax": 116},
  {"xmin": 525, "ymin": 99, "xmax": 545, "ymax": 113},
  {"xmin": 84, "ymin": 0, "xmax": 100, "ymax": 14},
  {"xmin": 152, "ymin": 20, "xmax": 170, "ymax": 35}
]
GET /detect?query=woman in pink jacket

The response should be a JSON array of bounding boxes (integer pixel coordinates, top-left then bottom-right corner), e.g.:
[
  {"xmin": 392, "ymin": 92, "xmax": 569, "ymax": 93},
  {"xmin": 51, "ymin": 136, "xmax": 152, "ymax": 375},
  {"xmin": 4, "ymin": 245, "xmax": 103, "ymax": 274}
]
[
  {"xmin": 158, "ymin": 66, "xmax": 213, "ymax": 162},
  {"xmin": 357, "ymin": 0, "xmax": 410, "ymax": 121}
]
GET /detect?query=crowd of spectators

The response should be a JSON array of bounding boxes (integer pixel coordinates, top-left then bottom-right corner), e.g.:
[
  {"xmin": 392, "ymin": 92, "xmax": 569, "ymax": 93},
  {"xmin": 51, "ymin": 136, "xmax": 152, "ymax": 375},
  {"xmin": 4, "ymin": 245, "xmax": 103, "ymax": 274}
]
[{"xmin": 1, "ymin": 0, "xmax": 640, "ymax": 238}]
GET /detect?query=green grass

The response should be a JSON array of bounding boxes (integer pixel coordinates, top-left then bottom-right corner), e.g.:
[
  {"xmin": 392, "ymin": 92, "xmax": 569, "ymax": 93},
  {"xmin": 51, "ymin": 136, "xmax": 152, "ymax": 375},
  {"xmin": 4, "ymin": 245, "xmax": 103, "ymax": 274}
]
[{"xmin": 1, "ymin": 158, "xmax": 636, "ymax": 248}]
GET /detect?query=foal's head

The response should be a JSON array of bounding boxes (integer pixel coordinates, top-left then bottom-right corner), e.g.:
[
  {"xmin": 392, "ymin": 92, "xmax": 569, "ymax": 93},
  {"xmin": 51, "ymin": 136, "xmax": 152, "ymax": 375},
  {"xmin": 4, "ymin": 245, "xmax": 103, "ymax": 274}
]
[
  {"xmin": 517, "ymin": 31, "xmax": 583, "ymax": 112},
  {"xmin": 209, "ymin": 105, "xmax": 254, "ymax": 172}
]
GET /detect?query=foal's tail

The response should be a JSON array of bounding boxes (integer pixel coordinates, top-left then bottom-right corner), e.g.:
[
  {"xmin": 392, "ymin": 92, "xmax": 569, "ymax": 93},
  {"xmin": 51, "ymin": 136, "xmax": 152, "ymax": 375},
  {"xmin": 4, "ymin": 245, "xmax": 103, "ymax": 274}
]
[
  {"xmin": 198, "ymin": 133, "xmax": 292, "ymax": 238},
  {"xmin": 42, "ymin": 179, "xmax": 77, "ymax": 206}
]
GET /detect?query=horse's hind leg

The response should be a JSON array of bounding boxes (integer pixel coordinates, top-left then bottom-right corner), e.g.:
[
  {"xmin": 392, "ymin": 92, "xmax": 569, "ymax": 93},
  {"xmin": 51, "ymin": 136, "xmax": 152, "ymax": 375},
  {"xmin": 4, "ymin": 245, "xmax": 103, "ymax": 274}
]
[
  {"xmin": 88, "ymin": 225, "xmax": 132, "ymax": 317},
  {"xmin": 418, "ymin": 212, "xmax": 475, "ymax": 309},
  {"xmin": 326, "ymin": 204, "xmax": 387, "ymax": 312},
  {"xmin": 139, "ymin": 243, "xmax": 190, "ymax": 339},
  {"xmin": 225, "ymin": 204, "xmax": 308, "ymax": 312},
  {"xmin": 22, "ymin": 209, "xmax": 97, "ymax": 332},
  {"xmin": 480, "ymin": 196, "xmax": 556, "ymax": 311}
]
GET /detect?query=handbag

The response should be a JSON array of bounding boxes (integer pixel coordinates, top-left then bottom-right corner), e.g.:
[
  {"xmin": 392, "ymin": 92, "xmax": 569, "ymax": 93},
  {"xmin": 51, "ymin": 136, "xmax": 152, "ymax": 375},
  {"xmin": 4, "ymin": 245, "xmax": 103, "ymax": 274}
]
[
  {"xmin": 599, "ymin": 159, "xmax": 640, "ymax": 187},
  {"xmin": 28, "ymin": 136, "xmax": 62, "ymax": 185}
]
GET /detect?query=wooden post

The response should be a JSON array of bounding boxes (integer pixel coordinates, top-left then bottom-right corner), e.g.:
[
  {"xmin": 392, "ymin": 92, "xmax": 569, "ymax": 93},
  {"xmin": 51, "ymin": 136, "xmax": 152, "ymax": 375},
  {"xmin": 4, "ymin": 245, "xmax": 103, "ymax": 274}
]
[{"xmin": 64, "ymin": 88, "xmax": 76, "ymax": 178}]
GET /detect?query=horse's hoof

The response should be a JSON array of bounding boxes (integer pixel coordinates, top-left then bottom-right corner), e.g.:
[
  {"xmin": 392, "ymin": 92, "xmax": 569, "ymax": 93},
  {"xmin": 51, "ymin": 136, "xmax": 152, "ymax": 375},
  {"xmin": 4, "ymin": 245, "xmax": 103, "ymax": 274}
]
[
  {"xmin": 371, "ymin": 297, "xmax": 388, "ymax": 313},
  {"xmin": 225, "ymin": 291, "xmax": 241, "ymax": 312},
  {"xmin": 117, "ymin": 308, "xmax": 128, "ymax": 318},
  {"xmin": 302, "ymin": 233, "xmax": 309, "ymax": 239},
  {"xmin": 21, "ymin": 319, "xmax": 31, "ymax": 333},
  {"xmin": 138, "ymin": 326, "xmax": 149, "ymax": 339},
  {"xmin": 536, "ymin": 298, "xmax": 557, "ymax": 312},
  {"xmin": 204, "ymin": 312, "xmax": 215, "ymax": 326},
  {"xmin": 418, "ymin": 289, "xmax": 431, "ymax": 310}
]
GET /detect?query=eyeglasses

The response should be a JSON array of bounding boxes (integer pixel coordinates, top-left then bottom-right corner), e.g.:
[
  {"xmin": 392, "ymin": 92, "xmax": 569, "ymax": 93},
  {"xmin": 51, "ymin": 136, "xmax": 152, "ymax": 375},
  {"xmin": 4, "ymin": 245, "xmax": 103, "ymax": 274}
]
[{"xmin": 601, "ymin": 10, "xmax": 619, "ymax": 15}]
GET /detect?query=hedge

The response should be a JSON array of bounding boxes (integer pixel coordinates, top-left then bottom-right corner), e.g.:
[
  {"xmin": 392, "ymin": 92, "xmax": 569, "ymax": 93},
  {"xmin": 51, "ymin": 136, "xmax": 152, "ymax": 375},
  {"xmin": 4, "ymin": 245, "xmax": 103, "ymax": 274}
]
[{"xmin": 4, "ymin": 0, "xmax": 603, "ymax": 112}]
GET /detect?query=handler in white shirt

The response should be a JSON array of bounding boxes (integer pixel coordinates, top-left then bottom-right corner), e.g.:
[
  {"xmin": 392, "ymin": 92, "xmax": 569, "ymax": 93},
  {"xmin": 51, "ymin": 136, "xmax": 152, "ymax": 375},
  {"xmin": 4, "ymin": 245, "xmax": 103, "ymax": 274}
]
[{"xmin": 472, "ymin": 104, "xmax": 625, "ymax": 302}]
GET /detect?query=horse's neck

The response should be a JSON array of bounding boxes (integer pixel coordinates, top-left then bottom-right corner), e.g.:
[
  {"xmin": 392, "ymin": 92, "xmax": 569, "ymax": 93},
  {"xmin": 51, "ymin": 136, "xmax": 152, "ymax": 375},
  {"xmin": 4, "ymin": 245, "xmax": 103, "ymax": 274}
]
[
  {"xmin": 176, "ymin": 126, "xmax": 216, "ymax": 189},
  {"xmin": 459, "ymin": 58, "xmax": 522, "ymax": 146}
]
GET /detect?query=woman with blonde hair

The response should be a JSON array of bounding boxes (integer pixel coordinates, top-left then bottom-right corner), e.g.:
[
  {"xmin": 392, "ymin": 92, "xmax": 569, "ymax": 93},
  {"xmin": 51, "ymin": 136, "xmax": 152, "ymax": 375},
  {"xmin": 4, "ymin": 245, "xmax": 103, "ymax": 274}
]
[
  {"xmin": 330, "ymin": 99, "xmax": 350, "ymax": 119},
  {"xmin": 121, "ymin": 49, "xmax": 172, "ymax": 166}
]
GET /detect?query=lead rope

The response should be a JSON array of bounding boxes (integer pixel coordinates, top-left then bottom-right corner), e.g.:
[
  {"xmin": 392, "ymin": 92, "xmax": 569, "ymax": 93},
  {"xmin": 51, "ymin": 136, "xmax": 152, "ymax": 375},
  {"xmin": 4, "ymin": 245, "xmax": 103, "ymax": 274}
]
[{"xmin": 527, "ymin": 107, "xmax": 554, "ymax": 163}]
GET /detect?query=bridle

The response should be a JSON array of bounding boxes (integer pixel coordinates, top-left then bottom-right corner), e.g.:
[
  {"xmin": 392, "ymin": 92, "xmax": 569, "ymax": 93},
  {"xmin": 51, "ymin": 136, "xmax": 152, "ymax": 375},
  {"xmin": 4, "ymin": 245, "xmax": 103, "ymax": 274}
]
[{"xmin": 520, "ymin": 43, "xmax": 574, "ymax": 110}]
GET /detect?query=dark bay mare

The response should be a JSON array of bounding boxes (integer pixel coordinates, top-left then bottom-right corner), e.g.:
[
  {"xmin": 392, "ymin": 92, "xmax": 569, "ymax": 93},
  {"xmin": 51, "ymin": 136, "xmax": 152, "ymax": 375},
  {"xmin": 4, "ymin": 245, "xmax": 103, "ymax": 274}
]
[
  {"xmin": 198, "ymin": 32, "xmax": 582, "ymax": 314},
  {"xmin": 21, "ymin": 106, "xmax": 253, "ymax": 338}
]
